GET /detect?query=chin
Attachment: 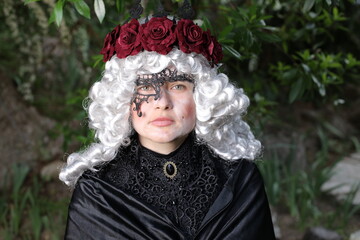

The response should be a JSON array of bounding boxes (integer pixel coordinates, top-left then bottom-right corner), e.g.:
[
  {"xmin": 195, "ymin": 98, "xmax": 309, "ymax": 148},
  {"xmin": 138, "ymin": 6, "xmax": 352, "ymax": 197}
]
[
  {"xmin": 150, "ymin": 132, "xmax": 188, "ymax": 143},
  {"xmin": 150, "ymin": 135, "xmax": 180, "ymax": 144}
]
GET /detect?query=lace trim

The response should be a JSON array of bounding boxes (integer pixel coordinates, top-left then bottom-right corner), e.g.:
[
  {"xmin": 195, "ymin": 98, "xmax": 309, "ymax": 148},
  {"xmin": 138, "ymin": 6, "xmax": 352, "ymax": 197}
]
[
  {"xmin": 98, "ymin": 134, "xmax": 236, "ymax": 237},
  {"xmin": 132, "ymin": 68, "xmax": 194, "ymax": 117}
]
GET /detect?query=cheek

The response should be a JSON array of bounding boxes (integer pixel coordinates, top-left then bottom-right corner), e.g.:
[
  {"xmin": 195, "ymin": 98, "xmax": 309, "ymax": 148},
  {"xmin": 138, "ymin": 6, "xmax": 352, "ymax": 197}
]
[
  {"xmin": 186, "ymin": 102, "xmax": 196, "ymax": 120},
  {"xmin": 130, "ymin": 104, "xmax": 144, "ymax": 127},
  {"xmin": 131, "ymin": 100, "xmax": 151, "ymax": 118},
  {"xmin": 178, "ymin": 99, "xmax": 196, "ymax": 124}
]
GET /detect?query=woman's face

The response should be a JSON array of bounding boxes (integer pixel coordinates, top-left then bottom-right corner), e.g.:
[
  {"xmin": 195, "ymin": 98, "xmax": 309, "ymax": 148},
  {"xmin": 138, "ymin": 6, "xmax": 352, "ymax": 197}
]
[{"xmin": 131, "ymin": 69, "xmax": 196, "ymax": 153}]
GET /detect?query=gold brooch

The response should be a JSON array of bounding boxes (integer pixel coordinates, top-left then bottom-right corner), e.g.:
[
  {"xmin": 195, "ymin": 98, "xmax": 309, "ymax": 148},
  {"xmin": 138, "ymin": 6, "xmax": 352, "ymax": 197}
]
[{"xmin": 163, "ymin": 161, "xmax": 177, "ymax": 179}]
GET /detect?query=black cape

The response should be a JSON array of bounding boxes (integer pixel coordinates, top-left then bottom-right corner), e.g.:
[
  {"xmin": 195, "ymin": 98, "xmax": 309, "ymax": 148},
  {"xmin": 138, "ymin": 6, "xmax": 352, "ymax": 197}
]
[{"xmin": 65, "ymin": 156, "xmax": 275, "ymax": 240}]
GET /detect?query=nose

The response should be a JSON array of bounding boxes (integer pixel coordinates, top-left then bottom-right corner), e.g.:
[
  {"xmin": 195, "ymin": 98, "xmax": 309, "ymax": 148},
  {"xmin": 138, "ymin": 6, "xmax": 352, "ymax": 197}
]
[{"xmin": 154, "ymin": 88, "xmax": 173, "ymax": 110}]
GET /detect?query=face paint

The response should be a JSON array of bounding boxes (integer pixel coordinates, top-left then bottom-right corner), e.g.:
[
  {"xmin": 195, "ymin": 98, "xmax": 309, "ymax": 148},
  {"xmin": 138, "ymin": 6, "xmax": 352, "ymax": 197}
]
[{"xmin": 132, "ymin": 68, "xmax": 194, "ymax": 117}]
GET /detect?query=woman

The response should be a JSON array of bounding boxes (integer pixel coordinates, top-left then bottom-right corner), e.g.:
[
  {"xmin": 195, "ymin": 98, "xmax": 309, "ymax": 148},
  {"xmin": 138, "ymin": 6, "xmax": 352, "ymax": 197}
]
[{"xmin": 60, "ymin": 12, "xmax": 275, "ymax": 240}]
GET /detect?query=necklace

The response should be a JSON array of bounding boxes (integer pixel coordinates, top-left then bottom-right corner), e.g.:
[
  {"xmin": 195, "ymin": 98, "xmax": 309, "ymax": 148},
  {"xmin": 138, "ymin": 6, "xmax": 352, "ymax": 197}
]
[{"xmin": 163, "ymin": 161, "xmax": 177, "ymax": 179}]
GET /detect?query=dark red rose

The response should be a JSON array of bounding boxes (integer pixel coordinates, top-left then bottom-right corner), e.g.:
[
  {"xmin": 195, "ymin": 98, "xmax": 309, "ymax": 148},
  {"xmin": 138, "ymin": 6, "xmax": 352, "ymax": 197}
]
[
  {"xmin": 100, "ymin": 33, "xmax": 114, "ymax": 61},
  {"xmin": 100, "ymin": 25, "xmax": 121, "ymax": 62},
  {"xmin": 139, "ymin": 17, "xmax": 176, "ymax": 55},
  {"xmin": 210, "ymin": 36, "xmax": 223, "ymax": 64},
  {"xmin": 201, "ymin": 30, "xmax": 213, "ymax": 62},
  {"xmin": 115, "ymin": 19, "xmax": 142, "ymax": 59},
  {"xmin": 176, "ymin": 19, "xmax": 203, "ymax": 54},
  {"xmin": 200, "ymin": 30, "xmax": 223, "ymax": 65}
]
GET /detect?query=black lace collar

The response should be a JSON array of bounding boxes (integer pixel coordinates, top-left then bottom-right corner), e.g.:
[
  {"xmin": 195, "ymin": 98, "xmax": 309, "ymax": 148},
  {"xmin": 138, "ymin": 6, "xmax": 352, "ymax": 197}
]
[{"xmin": 100, "ymin": 132, "xmax": 226, "ymax": 237}]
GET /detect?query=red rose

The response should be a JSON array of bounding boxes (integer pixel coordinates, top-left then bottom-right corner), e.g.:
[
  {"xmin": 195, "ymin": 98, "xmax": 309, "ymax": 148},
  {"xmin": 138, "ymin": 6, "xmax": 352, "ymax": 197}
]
[
  {"xmin": 100, "ymin": 25, "xmax": 121, "ymax": 62},
  {"xmin": 176, "ymin": 19, "xmax": 203, "ymax": 54},
  {"xmin": 210, "ymin": 36, "xmax": 223, "ymax": 64},
  {"xmin": 139, "ymin": 17, "xmax": 176, "ymax": 55},
  {"xmin": 201, "ymin": 30, "xmax": 213, "ymax": 62},
  {"xmin": 201, "ymin": 30, "xmax": 223, "ymax": 65},
  {"xmin": 115, "ymin": 19, "xmax": 142, "ymax": 59}
]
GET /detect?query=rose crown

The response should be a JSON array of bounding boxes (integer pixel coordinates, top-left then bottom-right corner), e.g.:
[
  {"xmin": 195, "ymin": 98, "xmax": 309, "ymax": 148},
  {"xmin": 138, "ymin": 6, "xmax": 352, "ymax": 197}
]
[{"xmin": 100, "ymin": 16, "xmax": 223, "ymax": 66}]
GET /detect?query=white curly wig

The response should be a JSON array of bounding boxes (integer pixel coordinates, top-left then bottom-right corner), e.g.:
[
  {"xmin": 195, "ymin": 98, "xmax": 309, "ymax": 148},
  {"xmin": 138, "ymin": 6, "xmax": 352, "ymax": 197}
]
[{"xmin": 59, "ymin": 48, "xmax": 261, "ymax": 186}]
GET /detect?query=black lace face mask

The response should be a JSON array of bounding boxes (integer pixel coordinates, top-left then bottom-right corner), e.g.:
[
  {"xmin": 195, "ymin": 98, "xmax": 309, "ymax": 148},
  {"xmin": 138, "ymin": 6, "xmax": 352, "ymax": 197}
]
[{"xmin": 131, "ymin": 68, "xmax": 194, "ymax": 117}]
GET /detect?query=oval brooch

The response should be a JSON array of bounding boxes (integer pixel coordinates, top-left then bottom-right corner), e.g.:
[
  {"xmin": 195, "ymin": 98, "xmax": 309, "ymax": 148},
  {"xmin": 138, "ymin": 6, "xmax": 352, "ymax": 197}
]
[{"xmin": 163, "ymin": 161, "xmax": 177, "ymax": 179}]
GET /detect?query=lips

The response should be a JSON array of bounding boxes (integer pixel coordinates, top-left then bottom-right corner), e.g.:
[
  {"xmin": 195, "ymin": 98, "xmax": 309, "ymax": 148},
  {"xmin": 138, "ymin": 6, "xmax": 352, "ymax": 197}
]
[{"xmin": 150, "ymin": 117, "xmax": 174, "ymax": 127}]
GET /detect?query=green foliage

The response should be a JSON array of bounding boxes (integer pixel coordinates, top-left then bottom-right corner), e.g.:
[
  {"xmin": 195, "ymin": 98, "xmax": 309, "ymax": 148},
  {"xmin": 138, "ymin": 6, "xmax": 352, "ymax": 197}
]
[
  {"xmin": 6, "ymin": 164, "xmax": 30, "ymax": 237},
  {"xmin": 270, "ymin": 51, "xmax": 360, "ymax": 102},
  {"xmin": 49, "ymin": 0, "xmax": 103, "ymax": 25},
  {"xmin": 72, "ymin": 0, "xmax": 91, "ymax": 19},
  {"xmin": 49, "ymin": 88, "xmax": 96, "ymax": 151},
  {"xmin": 0, "ymin": 164, "xmax": 68, "ymax": 239},
  {"xmin": 219, "ymin": 5, "xmax": 281, "ymax": 61},
  {"xmin": 258, "ymin": 126, "xmax": 359, "ymax": 231},
  {"xmin": 259, "ymin": 142, "xmax": 330, "ymax": 228},
  {"xmin": 54, "ymin": 0, "xmax": 64, "ymax": 26},
  {"xmin": 24, "ymin": 0, "xmax": 41, "ymax": 4}
]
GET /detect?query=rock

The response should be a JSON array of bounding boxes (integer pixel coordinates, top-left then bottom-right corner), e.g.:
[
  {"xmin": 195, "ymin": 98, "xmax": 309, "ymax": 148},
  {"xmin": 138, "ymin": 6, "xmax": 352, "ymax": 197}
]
[
  {"xmin": 0, "ymin": 74, "xmax": 63, "ymax": 187},
  {"xmin": 321, "ymin": 152, "xmax": 360, "ymax": 205},
  {"xmin": 40, "ymin": 160, "xmax": 64, "ymax": 181},
  {"xmin": 350, "ymin": 230, "xmax": 360, "ymax": 240},
  {"xmin": 303, "ymin": 226, "xmax": 343, "ymax": 240}
]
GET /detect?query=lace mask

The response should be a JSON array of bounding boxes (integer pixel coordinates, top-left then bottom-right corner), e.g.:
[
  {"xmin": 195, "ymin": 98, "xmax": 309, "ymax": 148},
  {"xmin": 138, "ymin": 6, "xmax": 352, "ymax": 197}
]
[{"xmin": 132, "ymin": 68, "xmax": 194, "ymax": 117}]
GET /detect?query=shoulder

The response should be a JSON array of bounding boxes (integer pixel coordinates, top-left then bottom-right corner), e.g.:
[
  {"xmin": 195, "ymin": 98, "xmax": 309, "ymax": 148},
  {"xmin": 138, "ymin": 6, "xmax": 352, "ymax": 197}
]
[
  {"xmin": 79, "ymin": 142, "xmax": 133, "ymax": 179},
  {"xmin": 203, "ymin": 147, "xmax": 264, "ymax": 192},
  {"xmin": 201, "ymin": 143, "xmax": 258, "ymax": 179},
  {"xmin": 224, "ymin": 159, "xmax": 267, "ymax": 198},
  {"xmin": 232, "ymin": 159, "xmax": 262, "ymax": 180}
]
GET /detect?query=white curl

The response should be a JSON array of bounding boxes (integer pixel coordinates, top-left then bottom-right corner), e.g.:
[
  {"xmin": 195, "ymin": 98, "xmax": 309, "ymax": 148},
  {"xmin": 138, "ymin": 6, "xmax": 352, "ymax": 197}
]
[{"xmin": 59, "ymin": 48, "xmax": 261, "ymax": 186}]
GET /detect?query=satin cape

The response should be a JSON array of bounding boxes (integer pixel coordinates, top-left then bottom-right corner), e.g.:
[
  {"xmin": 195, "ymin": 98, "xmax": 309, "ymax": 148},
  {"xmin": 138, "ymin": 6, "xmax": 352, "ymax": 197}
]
[{"xmin": 65, "ymin": 159, "xmax": 275, "ymax": 240}]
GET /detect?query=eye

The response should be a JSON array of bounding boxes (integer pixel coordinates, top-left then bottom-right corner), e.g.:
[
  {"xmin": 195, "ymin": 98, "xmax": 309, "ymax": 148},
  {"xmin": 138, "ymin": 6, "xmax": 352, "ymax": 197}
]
[
  {"xmin": 141, "ymin": 86, "xmax": 151, "ymax": 91},
  {"xmin": 137, "ymin": 85, "xmax": 154, "ymax": 93},
  {"xmin": 171, "ymin": 84, "xmax": 186, "ymax": 90}
]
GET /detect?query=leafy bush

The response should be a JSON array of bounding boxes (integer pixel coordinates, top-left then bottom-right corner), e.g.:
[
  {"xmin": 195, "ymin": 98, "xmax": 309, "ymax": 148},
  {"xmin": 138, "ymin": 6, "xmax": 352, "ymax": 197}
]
[{"xmin": 0, "ymin": 164, "xmax": 68, "ymax": 239}]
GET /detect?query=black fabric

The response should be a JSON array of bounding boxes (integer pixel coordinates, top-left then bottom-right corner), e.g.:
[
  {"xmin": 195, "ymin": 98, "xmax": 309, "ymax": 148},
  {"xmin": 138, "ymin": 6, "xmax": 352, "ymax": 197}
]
[
  {"xmin": 65, "ymin": 138, "xmax": 276, "ymax": 240},
  {"xmin": 97, "ymin": 134, "xmax": 227, "ymax": 237}
]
